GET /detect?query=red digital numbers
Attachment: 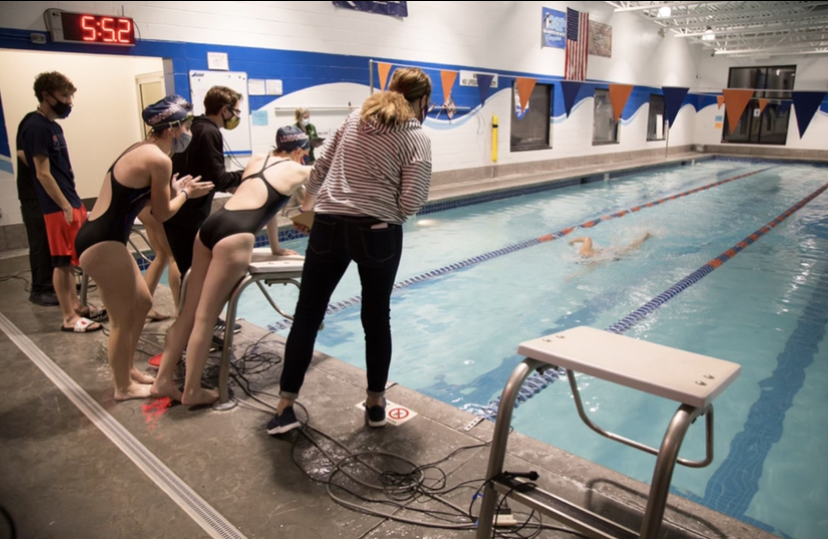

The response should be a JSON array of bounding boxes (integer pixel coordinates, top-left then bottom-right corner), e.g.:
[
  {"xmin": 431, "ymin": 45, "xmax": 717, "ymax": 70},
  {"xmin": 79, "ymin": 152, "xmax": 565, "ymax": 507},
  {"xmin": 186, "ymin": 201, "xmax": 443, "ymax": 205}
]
[
  {"xmin": 80, "ymin": 15, "xmax": 95, "ymax": 41},
  {"xmin": 101, "ymin": 17, "xmax": 116, "ymax": 42},
  {"xmin": 59, "ymin": 11, "xmax": 135, "ymax": 45},
  {"xmin": 117, "ymin": 19, "xmax": 132, "ymax": 44}
]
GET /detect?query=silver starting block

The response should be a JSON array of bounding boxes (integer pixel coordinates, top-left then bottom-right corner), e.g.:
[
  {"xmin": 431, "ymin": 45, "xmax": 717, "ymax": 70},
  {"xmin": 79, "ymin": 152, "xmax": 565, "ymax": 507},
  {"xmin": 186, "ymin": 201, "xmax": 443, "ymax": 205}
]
[{"xmin": 476, "ymin": 326, "xmax": 741, "ymax": 539}]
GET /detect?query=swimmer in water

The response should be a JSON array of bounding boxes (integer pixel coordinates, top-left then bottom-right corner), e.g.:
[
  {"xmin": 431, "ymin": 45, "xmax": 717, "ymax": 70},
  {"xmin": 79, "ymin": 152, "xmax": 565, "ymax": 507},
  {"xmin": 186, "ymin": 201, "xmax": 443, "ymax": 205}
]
[{"xmin": 565, "ymin": 232, "xmax": 651, "ymax": 279}]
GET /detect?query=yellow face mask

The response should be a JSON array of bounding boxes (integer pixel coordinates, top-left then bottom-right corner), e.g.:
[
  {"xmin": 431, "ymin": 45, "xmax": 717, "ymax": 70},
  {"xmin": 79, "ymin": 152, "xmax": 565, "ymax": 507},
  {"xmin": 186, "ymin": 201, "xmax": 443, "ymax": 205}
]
[{"xmin": 224, "ymin": 107, "xmax": 241, "ymax": 130}]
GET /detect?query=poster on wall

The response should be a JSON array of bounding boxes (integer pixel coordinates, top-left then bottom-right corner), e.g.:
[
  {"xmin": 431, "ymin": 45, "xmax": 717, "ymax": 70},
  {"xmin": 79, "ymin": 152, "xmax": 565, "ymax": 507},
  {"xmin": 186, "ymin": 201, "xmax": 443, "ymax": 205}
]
[
  {"xmin": 332, "ymin": 1, "xmax": 408, "ymax": 17},
  {"xmin": 542, "ymin": 8, "xmax": 566, "ymax": 49},
  {"xmin": 589, "ymin": 20, "xmax": 612, "ymax": 58}
]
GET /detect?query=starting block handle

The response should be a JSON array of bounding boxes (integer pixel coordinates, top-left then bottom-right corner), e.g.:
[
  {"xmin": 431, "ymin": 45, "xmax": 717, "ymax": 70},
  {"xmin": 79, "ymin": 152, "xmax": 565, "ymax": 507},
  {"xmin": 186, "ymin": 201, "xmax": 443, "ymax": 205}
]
[{"xmin": 566, "ymin": 369, "xmax": 715, "ymax": 468}]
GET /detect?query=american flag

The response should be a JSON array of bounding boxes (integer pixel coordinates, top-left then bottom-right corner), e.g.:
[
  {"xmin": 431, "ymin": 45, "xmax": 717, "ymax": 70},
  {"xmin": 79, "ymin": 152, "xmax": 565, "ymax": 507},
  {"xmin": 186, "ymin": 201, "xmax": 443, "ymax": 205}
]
[{"xmin": 565, "ymin": 7, "xmax": 590, "ymax": 81}]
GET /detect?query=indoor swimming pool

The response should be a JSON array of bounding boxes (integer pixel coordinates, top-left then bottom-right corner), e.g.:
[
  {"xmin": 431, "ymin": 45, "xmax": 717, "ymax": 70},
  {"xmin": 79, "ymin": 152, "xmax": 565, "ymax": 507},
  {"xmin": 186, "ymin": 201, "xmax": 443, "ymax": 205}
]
[{"xmin": 235, "ymin": 158, "xmax": 828, "ymax": 539}]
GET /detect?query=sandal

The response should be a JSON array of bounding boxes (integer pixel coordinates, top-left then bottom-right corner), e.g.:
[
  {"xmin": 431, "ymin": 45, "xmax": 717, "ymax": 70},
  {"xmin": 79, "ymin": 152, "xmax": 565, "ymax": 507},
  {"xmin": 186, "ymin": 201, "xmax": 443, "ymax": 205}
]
[
  {"xmin": 78, "ymin": 305, "xmax": 108, "ymax": 321},
  {"xmin": 60, "ymin": 317, "xmax": 103, "ymax": 333}
]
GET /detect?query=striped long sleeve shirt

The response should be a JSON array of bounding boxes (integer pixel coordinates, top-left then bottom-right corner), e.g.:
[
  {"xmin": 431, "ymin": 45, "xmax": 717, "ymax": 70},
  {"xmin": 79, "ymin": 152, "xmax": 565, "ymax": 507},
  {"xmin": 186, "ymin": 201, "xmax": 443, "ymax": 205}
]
[{"xmin": 306, "ymin": 110, "xmax": 432, "ymax": 224}]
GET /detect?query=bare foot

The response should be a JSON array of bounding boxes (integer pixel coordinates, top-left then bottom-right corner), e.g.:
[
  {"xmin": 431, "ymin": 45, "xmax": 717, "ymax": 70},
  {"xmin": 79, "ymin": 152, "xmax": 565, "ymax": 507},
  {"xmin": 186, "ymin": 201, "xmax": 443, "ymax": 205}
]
[
  {"xmin": 146, "ymin": 309, "xmax": 171, "ymax": 322},
  {"xmin": 150, "ymin": 379, "xmax": 183, "ymax": 402},
  {"xmin": 182, "ymin": 387, "xmax": 219, "ymax": 407},
  {"xmin": 131, "ymin": 367, "xmax": 155, "ymax": 384},
  {"xmin": 114, "ymin": 382, "xmax": 152, "ymax": 401}
]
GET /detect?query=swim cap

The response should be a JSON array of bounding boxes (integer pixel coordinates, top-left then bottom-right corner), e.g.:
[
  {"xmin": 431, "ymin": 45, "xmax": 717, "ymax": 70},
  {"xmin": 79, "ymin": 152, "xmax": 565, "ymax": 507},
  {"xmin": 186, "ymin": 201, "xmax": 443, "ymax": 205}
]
[
  {"xmin": 142, "ymin": 95, "xmax": 193, "ymax": 129},
  {"xmin": 276, "ymin": 125, "xmax": 310, "ymax": 152}
]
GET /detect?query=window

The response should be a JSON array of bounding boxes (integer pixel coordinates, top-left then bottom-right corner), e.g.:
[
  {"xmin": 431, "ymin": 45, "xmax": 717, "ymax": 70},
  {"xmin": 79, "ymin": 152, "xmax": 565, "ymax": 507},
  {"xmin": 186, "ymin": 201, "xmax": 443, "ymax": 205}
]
[
  {"xmin": 722, "ymin": 65, "xmax": 794, "ymax": 145},
  {"xmin": 592, "ymin": 88, "xmax": 618, "ymax": 144},
  {"xmin": 647, "ymin": 94, "xmax": 667, "ymax": 141},
  {"xmin": 510, "ymin": 83, "xmax": 552, "ymax": 151}
]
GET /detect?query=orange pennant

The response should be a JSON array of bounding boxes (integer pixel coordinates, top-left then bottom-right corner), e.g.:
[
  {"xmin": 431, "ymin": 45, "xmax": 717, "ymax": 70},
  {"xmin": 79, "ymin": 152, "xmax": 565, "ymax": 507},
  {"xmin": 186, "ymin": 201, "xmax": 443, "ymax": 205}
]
[
  {"xmin": 723, "ymin": 89, "xmax": 755, "ymax": 134},
  {"xmin": 716, "ymin": 95, "xmax": 725, "ymax": 109},
  {"xmin": 440, "ymin": 70, "xmax": 458, "ymax": 105},
  {"xmin": 608, "ymin": 84, "xmax": 634, "ymax": 123},
  {"xmin": 516, "ymin": 78, "xmax": 537, "ymax": 114},
  {"xmin": 377, "ymin": 62, "xmax": 392, "ymax": 91},
  {"xmin": 757, "ymin": 98, "xmax": 769, "ymax": 115}
]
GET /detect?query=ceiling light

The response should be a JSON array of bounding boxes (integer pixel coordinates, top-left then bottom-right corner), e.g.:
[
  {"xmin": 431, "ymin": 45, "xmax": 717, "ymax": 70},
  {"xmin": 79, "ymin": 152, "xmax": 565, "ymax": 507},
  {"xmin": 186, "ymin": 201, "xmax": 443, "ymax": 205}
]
[
  {"xmin": 702, "ymin": 27, "xmax": 715, "ymax": 41},
  {"xmin": 658, "ymin": 5, "xmax": 672, "ymax": 18}
]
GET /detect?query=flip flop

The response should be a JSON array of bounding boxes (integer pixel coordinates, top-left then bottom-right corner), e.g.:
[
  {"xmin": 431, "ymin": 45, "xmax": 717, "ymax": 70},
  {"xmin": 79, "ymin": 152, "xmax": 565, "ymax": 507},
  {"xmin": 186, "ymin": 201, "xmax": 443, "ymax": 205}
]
[
  {"xmin": 78, "ymin": 305, "xmax": 108, "ymax": 321},
  {"xmin": 149, "ymin": 353, "xmax": 162, "ymax": 367},
  {"xmin": 61, "ymin": 317, "xmax": 103, "ymax": 333}
]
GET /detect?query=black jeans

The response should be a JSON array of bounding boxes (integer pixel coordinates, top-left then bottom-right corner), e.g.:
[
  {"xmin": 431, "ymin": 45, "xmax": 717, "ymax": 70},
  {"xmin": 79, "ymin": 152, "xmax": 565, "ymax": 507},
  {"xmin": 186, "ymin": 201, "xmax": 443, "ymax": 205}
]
[
  {"xmin": 280, "ymin": 213, "xmax": 403, "ymax": 399},
  {"xmin": 20, "ymin": 199, "xmax": 55, "ymax": 296}
]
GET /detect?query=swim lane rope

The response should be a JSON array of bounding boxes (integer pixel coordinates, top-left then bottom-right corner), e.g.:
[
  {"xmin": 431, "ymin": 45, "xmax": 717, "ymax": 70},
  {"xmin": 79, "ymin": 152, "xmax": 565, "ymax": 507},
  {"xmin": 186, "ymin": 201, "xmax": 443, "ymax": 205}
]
[
  {"xmin": 464, "ymin": 179, "xmax": 828, "ymax": 421},
  {"xmin": 268, "ymin": 166, "xmax": 773, "ymax": 332}
]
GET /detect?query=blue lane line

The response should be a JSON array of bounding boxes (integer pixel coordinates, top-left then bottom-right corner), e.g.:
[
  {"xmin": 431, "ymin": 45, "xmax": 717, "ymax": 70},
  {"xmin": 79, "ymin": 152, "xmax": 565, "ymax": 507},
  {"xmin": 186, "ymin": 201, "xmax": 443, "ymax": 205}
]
[{"xmin": 268, "ymin": 167, "xmax": 772, "ymax": 333}]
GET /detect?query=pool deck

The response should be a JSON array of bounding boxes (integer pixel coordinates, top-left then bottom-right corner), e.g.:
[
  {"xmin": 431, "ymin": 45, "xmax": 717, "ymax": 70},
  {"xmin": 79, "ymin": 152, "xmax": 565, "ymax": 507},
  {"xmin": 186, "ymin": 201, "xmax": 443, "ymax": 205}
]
[{"xmin": 0, "ymin": 154, "xmax": 782, "ymax": 539}]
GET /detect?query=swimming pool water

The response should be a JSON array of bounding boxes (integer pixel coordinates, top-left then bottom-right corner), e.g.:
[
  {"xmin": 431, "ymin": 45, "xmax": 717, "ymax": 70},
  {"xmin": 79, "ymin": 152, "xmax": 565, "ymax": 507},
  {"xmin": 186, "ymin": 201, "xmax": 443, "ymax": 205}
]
[{"xmin": 238, "ymin": 159, "xmax": 828, "ymax": 539}]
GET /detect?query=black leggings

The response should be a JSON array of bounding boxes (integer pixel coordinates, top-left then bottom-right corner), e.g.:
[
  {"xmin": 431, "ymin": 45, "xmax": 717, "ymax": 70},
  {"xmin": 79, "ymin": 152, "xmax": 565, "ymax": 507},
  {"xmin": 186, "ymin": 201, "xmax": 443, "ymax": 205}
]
[{"xmin": 280, "ymin": 213, "xmax": 403, "ymax": 399}]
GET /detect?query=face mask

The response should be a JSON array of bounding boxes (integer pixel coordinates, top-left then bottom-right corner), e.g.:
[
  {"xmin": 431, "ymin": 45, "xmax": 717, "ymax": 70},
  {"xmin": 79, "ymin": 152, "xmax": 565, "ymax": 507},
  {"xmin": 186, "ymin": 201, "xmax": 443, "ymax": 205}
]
[
  {"xmin": 301, "ymin": 119, "xmax": 310, "ymax": 127},
  {"xmin": 50, "ymin": 95, "xmax": 72, "ymax": 119},
  {"xmin": 418, "ymin": 98, "xmax": 428, "ymax": 124},
  {"xmin": 172, "ymin": 132, "xmax": 192, "ymax": 154},
  {"xmin": 224, "ymin": 109, "xmax": 240, "ymax": 131}
]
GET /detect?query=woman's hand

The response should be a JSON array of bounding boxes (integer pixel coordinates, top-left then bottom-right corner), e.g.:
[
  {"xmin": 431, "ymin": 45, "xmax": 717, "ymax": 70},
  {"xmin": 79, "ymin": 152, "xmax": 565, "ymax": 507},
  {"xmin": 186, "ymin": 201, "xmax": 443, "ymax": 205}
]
[
  {"xmin": 271, "ymin": 247, "xmax": 299, "ymax": 256},
  {"xmin": 184, "ymin": 176, "xmax": 215, "ymax": 199}
]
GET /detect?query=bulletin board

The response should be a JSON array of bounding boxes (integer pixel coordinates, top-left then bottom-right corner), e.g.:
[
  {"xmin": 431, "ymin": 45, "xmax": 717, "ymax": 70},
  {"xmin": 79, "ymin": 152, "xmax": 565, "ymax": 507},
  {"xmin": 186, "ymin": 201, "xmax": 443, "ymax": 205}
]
[{"xmin": 188, "ymin": 70, "xmax": 251, "ymax": 155}]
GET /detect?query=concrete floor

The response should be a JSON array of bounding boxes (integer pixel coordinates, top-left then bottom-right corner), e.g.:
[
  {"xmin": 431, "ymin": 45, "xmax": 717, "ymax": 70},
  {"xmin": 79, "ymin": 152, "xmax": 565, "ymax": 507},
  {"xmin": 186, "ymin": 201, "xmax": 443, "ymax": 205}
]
[{"xmin": 0, "ymin": 155, "xmax": 779, "ymax": 539}]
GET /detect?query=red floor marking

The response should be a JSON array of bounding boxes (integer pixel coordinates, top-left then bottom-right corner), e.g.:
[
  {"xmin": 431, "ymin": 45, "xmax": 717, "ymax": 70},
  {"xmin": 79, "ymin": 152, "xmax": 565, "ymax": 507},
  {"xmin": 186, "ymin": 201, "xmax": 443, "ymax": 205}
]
[{"xmin": 142, "ymin": 397, "xmax": 172, "ymax": 431}]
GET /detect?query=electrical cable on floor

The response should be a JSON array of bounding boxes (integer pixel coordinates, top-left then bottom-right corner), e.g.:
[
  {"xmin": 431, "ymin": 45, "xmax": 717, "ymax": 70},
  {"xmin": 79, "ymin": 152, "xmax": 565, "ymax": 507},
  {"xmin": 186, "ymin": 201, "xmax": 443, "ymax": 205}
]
[
  {"xmin": 0, "ymin": 505, "xmax": 16, "ymax": 539},
  {"xmin": 221, "ymin": 336, "xmax": 591, "ymax": 538},
  {"xmin": 0, "ymin": 270, "xmax": 31, "ymax": 292}
]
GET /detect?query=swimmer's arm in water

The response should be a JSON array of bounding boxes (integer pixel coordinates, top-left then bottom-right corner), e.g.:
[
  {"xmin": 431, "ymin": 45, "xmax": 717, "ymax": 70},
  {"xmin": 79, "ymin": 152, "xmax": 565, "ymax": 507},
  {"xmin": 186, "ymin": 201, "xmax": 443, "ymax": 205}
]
[
  {"xmin": 616, "ymin": 232, "xmax": 651, "ymax": 256},
  {"xmin": 568, "ymin": 237, "xmax": 596, "ymax": 257}
]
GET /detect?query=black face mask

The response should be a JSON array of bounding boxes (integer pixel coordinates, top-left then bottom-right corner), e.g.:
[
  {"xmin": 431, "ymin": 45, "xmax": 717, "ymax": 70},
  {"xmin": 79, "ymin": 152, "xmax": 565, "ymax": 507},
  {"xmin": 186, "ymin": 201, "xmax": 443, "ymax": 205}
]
[{"xmin": 49, "ymin": 94, "xmax": 72, "ymax": 119}]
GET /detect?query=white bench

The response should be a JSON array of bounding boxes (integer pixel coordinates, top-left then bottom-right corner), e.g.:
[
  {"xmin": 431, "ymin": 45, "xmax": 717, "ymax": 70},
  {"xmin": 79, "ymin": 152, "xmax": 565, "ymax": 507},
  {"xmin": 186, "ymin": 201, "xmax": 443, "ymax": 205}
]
[{"xmin": 476, "ymin": 326, "xmax": 741, "ymax": 539}]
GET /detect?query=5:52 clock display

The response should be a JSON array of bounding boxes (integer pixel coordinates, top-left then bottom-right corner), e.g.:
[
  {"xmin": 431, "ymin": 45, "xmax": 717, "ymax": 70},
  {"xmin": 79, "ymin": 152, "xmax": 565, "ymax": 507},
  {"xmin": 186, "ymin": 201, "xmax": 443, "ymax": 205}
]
[{"xmin": 45, "ymin": 8, "xmax": 136, "ymax": 46}]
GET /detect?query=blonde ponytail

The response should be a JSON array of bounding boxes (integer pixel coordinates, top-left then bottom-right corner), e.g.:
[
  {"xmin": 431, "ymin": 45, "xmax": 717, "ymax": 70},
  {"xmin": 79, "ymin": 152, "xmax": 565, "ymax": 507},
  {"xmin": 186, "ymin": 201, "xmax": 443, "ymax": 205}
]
[
  {"xmin": 361, "ymin": 92, "xmax": 415, "ymax": 126},
  {"xmin": 361, "ymin": 67, "xmax": 432, "ymax": 127}
]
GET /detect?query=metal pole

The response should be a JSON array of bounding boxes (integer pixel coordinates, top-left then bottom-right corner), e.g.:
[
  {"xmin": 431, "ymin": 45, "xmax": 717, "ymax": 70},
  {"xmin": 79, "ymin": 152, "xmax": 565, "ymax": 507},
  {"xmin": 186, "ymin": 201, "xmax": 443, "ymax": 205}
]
[
  {"xmin": 476, "ymin": 359, "xmax": 540, "ymax": 538},
  {"xmin": 369, "ymin": 59, "xmax": 374, "ymax": 95},
  {"xmin": 665, "ymin": 122, "xmax": 670, "ymax": 159},
  {"xmin": 214, "ymin": 275, "xmax": 254, "ymax": 409},
  {"xmin": 640, "ymin": 404, "xmax": 698, "ymax": 539}
]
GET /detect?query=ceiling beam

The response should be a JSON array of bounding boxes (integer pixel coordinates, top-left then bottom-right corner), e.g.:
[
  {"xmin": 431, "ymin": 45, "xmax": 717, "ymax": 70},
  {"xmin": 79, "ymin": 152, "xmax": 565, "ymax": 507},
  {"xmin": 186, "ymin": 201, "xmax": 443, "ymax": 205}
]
[
  {"xmin": 612, "ymin": 1, "xmax": 727, "ymax": 12},
  {"xmin": 675, "ymin": 21, "xmax": 828, "ymax": 37},
  {"xmin": 663, "ymin": 9, "xmax": 828, "ymax": 27},
  {"xmin": 714, "ymin": 43, "xmax": 828, "ymax": 54},
  {"xmin": 724, "ymin": 49, "xmax": 828, "ymax": 57},
  {"xmin": 655, "ymin": 3, "xmax": 828, "ymax": 23}
]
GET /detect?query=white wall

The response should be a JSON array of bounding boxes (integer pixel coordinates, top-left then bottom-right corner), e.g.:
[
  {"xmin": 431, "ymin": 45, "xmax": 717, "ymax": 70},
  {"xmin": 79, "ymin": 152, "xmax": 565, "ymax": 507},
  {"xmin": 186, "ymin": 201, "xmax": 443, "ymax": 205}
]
[
  {"xmin": 8, "ymin": 1, "xmax": 823, "ymax": 225},
  {"xmin": 694, "ymin": 50, "xmax": 828, "ymax": 149},
  {"xmin": 0, "ymin": 49, "xmax": 162, "ymax": 225}
]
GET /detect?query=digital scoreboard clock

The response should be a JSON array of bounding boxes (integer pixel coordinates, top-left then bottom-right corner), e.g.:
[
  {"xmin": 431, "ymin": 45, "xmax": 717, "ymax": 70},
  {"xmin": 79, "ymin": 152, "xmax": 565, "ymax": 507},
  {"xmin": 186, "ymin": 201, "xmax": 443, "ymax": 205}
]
[{"xmin": 45, "ymin": 8, "xmax": 136, "ymax": 46}]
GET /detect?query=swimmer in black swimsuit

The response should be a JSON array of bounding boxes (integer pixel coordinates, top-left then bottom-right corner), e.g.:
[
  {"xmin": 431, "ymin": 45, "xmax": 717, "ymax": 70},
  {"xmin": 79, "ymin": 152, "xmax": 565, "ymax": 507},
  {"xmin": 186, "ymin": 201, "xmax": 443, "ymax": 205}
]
[
  {"xmin": 151, "ymin": 126, "xmax": 312, "ymax": 406},
  {"xmin": 76, "ymin": 95, "xmax": 214, "ymax": 401}
]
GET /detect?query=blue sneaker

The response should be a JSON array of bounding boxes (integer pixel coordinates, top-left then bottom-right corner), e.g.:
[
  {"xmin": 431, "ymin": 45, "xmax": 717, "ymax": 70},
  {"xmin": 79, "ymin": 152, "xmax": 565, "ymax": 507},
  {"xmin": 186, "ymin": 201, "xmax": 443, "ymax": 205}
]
[
  {"xmin": 365, "ymin": 398, "xmax": 387, "ymax": 428},
  {"xmin": 266, "ymin": 407, "xmax": 301, "ymax": 435}
]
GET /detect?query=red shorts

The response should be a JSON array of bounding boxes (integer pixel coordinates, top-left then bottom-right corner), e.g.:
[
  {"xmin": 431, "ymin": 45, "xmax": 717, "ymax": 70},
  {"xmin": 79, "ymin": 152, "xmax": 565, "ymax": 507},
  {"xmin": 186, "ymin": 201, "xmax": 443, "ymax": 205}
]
[{"xmin": 43, "ymin": 206, "xmax": 87, "ymax": 267}]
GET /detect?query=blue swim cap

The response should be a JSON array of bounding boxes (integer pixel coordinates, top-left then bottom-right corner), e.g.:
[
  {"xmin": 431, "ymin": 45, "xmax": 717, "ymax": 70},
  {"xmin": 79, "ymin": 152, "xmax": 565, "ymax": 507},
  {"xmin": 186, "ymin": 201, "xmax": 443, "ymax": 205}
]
[
  {"xmin": 276, "ymin": 125, "xmax": 309, "ymax": 152},
  {"xmin": 143, "ymin": 95, "xmax": 193, "ymax": 129}
]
